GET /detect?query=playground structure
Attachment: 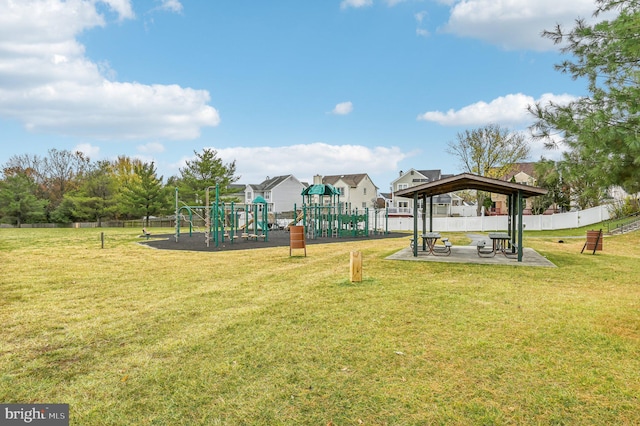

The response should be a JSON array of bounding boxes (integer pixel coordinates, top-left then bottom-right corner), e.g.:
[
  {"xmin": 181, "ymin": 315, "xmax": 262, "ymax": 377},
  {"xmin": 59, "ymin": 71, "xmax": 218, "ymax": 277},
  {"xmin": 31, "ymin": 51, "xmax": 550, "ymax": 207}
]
[
  {"xmin": 172, "ymin": 183, "xmax": 389, "ymax": 248},
  {"xmin": 173, "ymin": 186, "xmax": 269, "ymax": 247},
  {"xmin": 290, "ymin": 183, "xmax": 382, "ymax": 240}
]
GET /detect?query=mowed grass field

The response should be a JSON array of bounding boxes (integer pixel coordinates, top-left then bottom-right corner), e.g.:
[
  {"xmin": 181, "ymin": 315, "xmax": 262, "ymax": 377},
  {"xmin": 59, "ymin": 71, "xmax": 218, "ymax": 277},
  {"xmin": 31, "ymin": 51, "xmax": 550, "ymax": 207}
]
[{"xmin": 1, "ymin": 227, "xmax": 639, "ymax": 425}]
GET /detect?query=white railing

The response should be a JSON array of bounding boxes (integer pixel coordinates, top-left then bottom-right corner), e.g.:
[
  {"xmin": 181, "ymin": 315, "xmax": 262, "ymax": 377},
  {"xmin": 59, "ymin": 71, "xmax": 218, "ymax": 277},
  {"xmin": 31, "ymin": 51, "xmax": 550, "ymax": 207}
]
[{"xmin": 386, "ymin": 207, "xmax": 413, "ymax": 215}]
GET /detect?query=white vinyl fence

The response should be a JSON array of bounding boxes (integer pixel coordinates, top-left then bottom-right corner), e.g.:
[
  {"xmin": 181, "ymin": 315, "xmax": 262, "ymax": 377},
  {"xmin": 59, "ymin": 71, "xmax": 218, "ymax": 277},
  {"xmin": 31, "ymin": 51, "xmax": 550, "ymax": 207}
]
[{"xmin": 371, "ymin": 205, "xmax": 610, "ymax": 233}]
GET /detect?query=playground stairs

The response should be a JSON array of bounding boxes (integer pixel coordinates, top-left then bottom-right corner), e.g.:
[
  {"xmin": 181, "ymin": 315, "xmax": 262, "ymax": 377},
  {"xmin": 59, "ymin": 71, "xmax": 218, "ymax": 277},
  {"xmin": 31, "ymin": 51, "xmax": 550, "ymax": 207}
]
[{"xmin": 607, "ymin": 218, "xmax": 640, "ymax": 235}]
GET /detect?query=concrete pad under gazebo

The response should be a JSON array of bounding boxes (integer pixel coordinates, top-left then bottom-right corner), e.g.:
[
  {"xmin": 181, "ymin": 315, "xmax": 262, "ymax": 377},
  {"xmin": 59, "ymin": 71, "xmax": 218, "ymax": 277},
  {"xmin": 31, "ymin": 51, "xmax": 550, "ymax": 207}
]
[
  {"xmin": 386, "ymin": 244, "xmax": 556, "ymax": 267},
  {"xmin": 394, "ymin": 173, "xmax": 548, "ymax": 262}
]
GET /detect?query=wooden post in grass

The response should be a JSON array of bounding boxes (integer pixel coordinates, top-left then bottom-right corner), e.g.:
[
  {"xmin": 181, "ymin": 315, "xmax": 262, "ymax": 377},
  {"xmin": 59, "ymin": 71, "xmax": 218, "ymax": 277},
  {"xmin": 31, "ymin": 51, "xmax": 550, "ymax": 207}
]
[
  {"xmin": 101, "ymin": 232, "xmax": 104, "ymax": 249},
  {"xmin": 350, "ymin": 251, "xmax": 362, "ymax": 282}
]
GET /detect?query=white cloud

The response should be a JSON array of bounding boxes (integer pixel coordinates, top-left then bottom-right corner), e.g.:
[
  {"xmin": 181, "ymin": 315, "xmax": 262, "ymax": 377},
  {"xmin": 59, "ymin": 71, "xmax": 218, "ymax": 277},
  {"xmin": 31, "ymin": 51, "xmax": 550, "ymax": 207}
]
[
  {"xmin": 138, "ymin": 142, "xmax": 166, "ymax": 154},
  {"xmin": 100, "ymin": 0, "xmax": 135, "ymax": 20},
  {"xmin": 0, "ymin": 0, "xmax": 219, "ymax": 141},
  {"xmin": 74, "ymin": 143, "xmax": 100, "ymax": 160},
  {"xmin": 415, "ymin": 10, "xmax": 429, "ymax": 37},
  {"xmin": 415, "ymin": 11, "xmax": 427, "ymax": 23},
  {"xmin": 340, "ymin": 0, "xmax": 373, "ymax": 10},
  {"xmin": 171, "ymin": 143, "xmax": 409, "ymax": 187},
  {"xmin": 441, "ymin": 0, "xmax": 600, "ymax": 51},
  {"xmin": 331, "ymin": 101, "xmax": 353, "ymax": 115},
  {"xmin": 417, "ymin": 92, "xmax": 577, "ymax": 126},
  {"xmin": 154, "ymin": 0, "xmax": 183, "ymax": 14}
]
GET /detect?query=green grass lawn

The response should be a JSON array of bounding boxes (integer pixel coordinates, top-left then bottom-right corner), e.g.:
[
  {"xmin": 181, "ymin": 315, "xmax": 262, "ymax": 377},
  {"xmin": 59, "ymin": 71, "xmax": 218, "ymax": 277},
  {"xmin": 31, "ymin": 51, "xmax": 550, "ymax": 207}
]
[{"xmin": 1, "ymin": 227, "xmax": 639, "ymax": 425}]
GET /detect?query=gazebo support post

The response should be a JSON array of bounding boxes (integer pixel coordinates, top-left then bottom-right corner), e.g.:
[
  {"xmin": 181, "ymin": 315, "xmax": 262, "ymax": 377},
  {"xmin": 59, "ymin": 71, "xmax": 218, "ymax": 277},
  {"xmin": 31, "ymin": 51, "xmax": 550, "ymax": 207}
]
[
  {"xmin": 422, "ymin": 194, "xmax": 428, "ymax": 250},
  {"xmin": 413, "ymin": 192, "xmax": 418, "ymax": 257},
  {"xmin": 517, "ymin": 190, "xmax": 523, "ymax": 262},
  {"xmin": 429, "ymin": 196, "xmax": 433, "ymax": 232},
  {"xmin": 510, "ymin": 194, "xmax": 517, "ymax": 241}
]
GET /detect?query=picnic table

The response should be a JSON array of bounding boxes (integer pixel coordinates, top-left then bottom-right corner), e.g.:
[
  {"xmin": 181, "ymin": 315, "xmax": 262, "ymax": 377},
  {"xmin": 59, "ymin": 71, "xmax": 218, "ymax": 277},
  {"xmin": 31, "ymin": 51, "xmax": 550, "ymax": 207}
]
[
  {"xmin": 421, "ymin": 232, "xmax": 441, "ymax": 254},
  {"xmin": 488, "ymin": 232, "xmax": 518, "ymax": 258}
]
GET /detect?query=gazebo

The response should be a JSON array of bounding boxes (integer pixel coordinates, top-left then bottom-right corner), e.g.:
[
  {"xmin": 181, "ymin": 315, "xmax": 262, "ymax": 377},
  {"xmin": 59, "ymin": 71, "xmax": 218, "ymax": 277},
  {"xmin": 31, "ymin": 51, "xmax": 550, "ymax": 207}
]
[{"xmin": 394, "ymin": 173, "xmax": 547, "ymax": 262}]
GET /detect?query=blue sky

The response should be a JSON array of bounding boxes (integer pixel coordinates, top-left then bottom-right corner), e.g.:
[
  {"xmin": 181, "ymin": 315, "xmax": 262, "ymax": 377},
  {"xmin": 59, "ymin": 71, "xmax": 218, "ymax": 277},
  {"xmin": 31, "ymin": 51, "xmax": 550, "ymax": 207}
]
[{"xmin": 0, "ymin": 0, "xmax": 600, "ymax": 193}]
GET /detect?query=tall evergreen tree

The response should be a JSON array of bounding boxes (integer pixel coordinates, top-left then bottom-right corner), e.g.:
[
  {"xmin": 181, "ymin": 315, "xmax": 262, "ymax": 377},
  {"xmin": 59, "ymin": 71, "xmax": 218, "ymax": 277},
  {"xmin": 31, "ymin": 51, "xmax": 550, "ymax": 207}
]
[
  {"xmin": 178, "ymin": 148, "xmax": 239, "ymax": 204},
  {"xmin": 530, "ymin": 0, "xmax": 640, "ymax": 194},
  {"xmin": 121, "ymin": 161, "xmax": 167, "ymax": 226}
]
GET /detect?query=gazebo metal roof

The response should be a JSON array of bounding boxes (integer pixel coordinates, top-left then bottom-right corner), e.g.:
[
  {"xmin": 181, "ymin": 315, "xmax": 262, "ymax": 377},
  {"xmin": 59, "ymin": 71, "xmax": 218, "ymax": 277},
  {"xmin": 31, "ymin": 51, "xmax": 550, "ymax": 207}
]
[
  {"xmin": 395, "ymin": 173, "xmax": 547, "ymax": 199},
  {"xmin": 394, "ymin": 173, "xmax": 548, "ymax": 262}
]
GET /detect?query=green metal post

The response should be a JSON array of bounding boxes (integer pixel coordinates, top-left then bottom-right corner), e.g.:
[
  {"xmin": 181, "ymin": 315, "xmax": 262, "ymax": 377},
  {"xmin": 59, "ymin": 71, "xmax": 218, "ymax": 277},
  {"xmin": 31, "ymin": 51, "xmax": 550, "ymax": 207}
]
[
  {"xmin": 413, "ymin": 192, "xmax": 418, "ymax": 257},
  {"xmin": 374, "ymin": 208, "xmax": 378, "ymax": 235},
  {"xmin": 429, "ymin": 195, "xmax": 433, "ymax": 232},
  {"xmin": 517, "ymin": 190, "xmax": 523, "ymax": 262},
  {"xmin": 263, "ymin": 202, "xmax": 268, "ymax": 241},
  {"xmin": 230, "ymin": 202, "xmax": 235, "ymax": 243},
  {"xmin": 175, "ymin": 187, "xmax": 180, "ymax": 242}
]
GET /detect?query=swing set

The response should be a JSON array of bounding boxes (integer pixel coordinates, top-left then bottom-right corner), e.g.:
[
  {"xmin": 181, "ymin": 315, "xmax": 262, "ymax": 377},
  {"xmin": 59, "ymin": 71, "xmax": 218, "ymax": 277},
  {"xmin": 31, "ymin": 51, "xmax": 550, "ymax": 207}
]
[{"xmin": 173, "ymin": 185, "xmax": 269, "ymax": 247}]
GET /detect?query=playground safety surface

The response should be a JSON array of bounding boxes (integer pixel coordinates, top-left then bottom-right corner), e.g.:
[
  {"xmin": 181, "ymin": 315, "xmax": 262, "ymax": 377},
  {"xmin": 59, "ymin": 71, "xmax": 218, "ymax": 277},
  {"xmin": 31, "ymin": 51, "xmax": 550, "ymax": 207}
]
[{"xmin": 140, "ymin": 230, "xmax": 408, "ymax": 252}]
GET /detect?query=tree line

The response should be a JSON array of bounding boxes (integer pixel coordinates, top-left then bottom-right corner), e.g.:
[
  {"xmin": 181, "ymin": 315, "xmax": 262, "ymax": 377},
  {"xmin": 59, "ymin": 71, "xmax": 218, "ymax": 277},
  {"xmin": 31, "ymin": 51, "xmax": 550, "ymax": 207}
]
[{"xmin": 0, "ymin": 148, "xmax": 238, "ymax": 226}]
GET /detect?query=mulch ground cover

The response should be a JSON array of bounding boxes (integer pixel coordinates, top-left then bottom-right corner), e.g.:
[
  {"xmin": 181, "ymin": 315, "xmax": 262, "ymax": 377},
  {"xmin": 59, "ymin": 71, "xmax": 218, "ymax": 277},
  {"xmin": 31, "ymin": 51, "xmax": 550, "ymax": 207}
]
[{"xmin": 140, "ymin": 230, "xmax": 407, "ymax": 252}]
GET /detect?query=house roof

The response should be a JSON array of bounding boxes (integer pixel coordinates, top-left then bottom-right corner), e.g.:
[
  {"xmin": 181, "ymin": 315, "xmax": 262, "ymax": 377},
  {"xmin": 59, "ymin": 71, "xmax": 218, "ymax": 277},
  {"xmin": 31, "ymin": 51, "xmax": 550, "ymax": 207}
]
[
  {"xmin": 322, "ymin": 173, "xmax": 377, "ymax": 189},
  {"xmin": 248, "ymin": 175, "xmax": 293, "ymax": 191},
  {"xmin": 392, "ymin": 169, "xmax": 449, "ymax": 185},
  {"xmin": 395, "ymin": 173, "xmax": 547, "ymax": 199},
  {"xmin": 503, "ymin": 162, "xmax": 537, "ymax": 181},
  {"xmin": 416, "ymin": 169, "xmax": 443, "ymax": 182}
]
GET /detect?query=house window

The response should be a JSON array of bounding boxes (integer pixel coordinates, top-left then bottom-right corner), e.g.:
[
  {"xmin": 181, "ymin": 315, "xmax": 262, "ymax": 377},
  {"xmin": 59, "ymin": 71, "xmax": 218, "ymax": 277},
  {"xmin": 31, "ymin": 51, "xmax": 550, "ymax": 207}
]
[
  {"xmin": 265, "ymin": 191, "xmax": 271, "ymax": 200},
  {"xmin": 363, "ymin": 187, "xmax": 367, "ymax": 195},
  {"xmin": 397, "ymin": 183, "xmax": 408, "ymax": 191},
  {"xmin": 362, "ymin": 202, "xmax": 366, "ymax": 209},
  {"xmin": 398, "ymin": 201, "xmax": 408, "ymax": 208},
  {"xmin": 337, "ymin": 187, "xmax": 345, "ymax": 195}
]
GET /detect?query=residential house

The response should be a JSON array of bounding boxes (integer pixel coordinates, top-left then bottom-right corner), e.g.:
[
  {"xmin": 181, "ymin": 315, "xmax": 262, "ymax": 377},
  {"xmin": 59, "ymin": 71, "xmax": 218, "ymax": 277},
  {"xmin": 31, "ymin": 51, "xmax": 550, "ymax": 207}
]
[
  {"xmin": 390, "ymin": 169, "xmax": 464, "ymax": 216},
  {"xmin": 491, "ymin": 163, "xmax": 537, "ymax": 215},
  {"xmin": 378, "ymin": 192, "xmax": 392, "ymax": 209},
  {"xmin": 244, "ymin": 175, "xmax": 307, "ymax": 213},
  {"xmin": 318, "ymin": 174, "xmax": 379, "ymax": 210}
]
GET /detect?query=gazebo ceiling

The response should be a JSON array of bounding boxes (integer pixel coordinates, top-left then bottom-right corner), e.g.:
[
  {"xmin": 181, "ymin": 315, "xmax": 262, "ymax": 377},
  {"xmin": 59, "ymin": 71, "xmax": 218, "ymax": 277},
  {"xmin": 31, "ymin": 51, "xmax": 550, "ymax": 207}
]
[{"xmin": 395, "ymin": 173, "xmax": 547, "ymax": 199}]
